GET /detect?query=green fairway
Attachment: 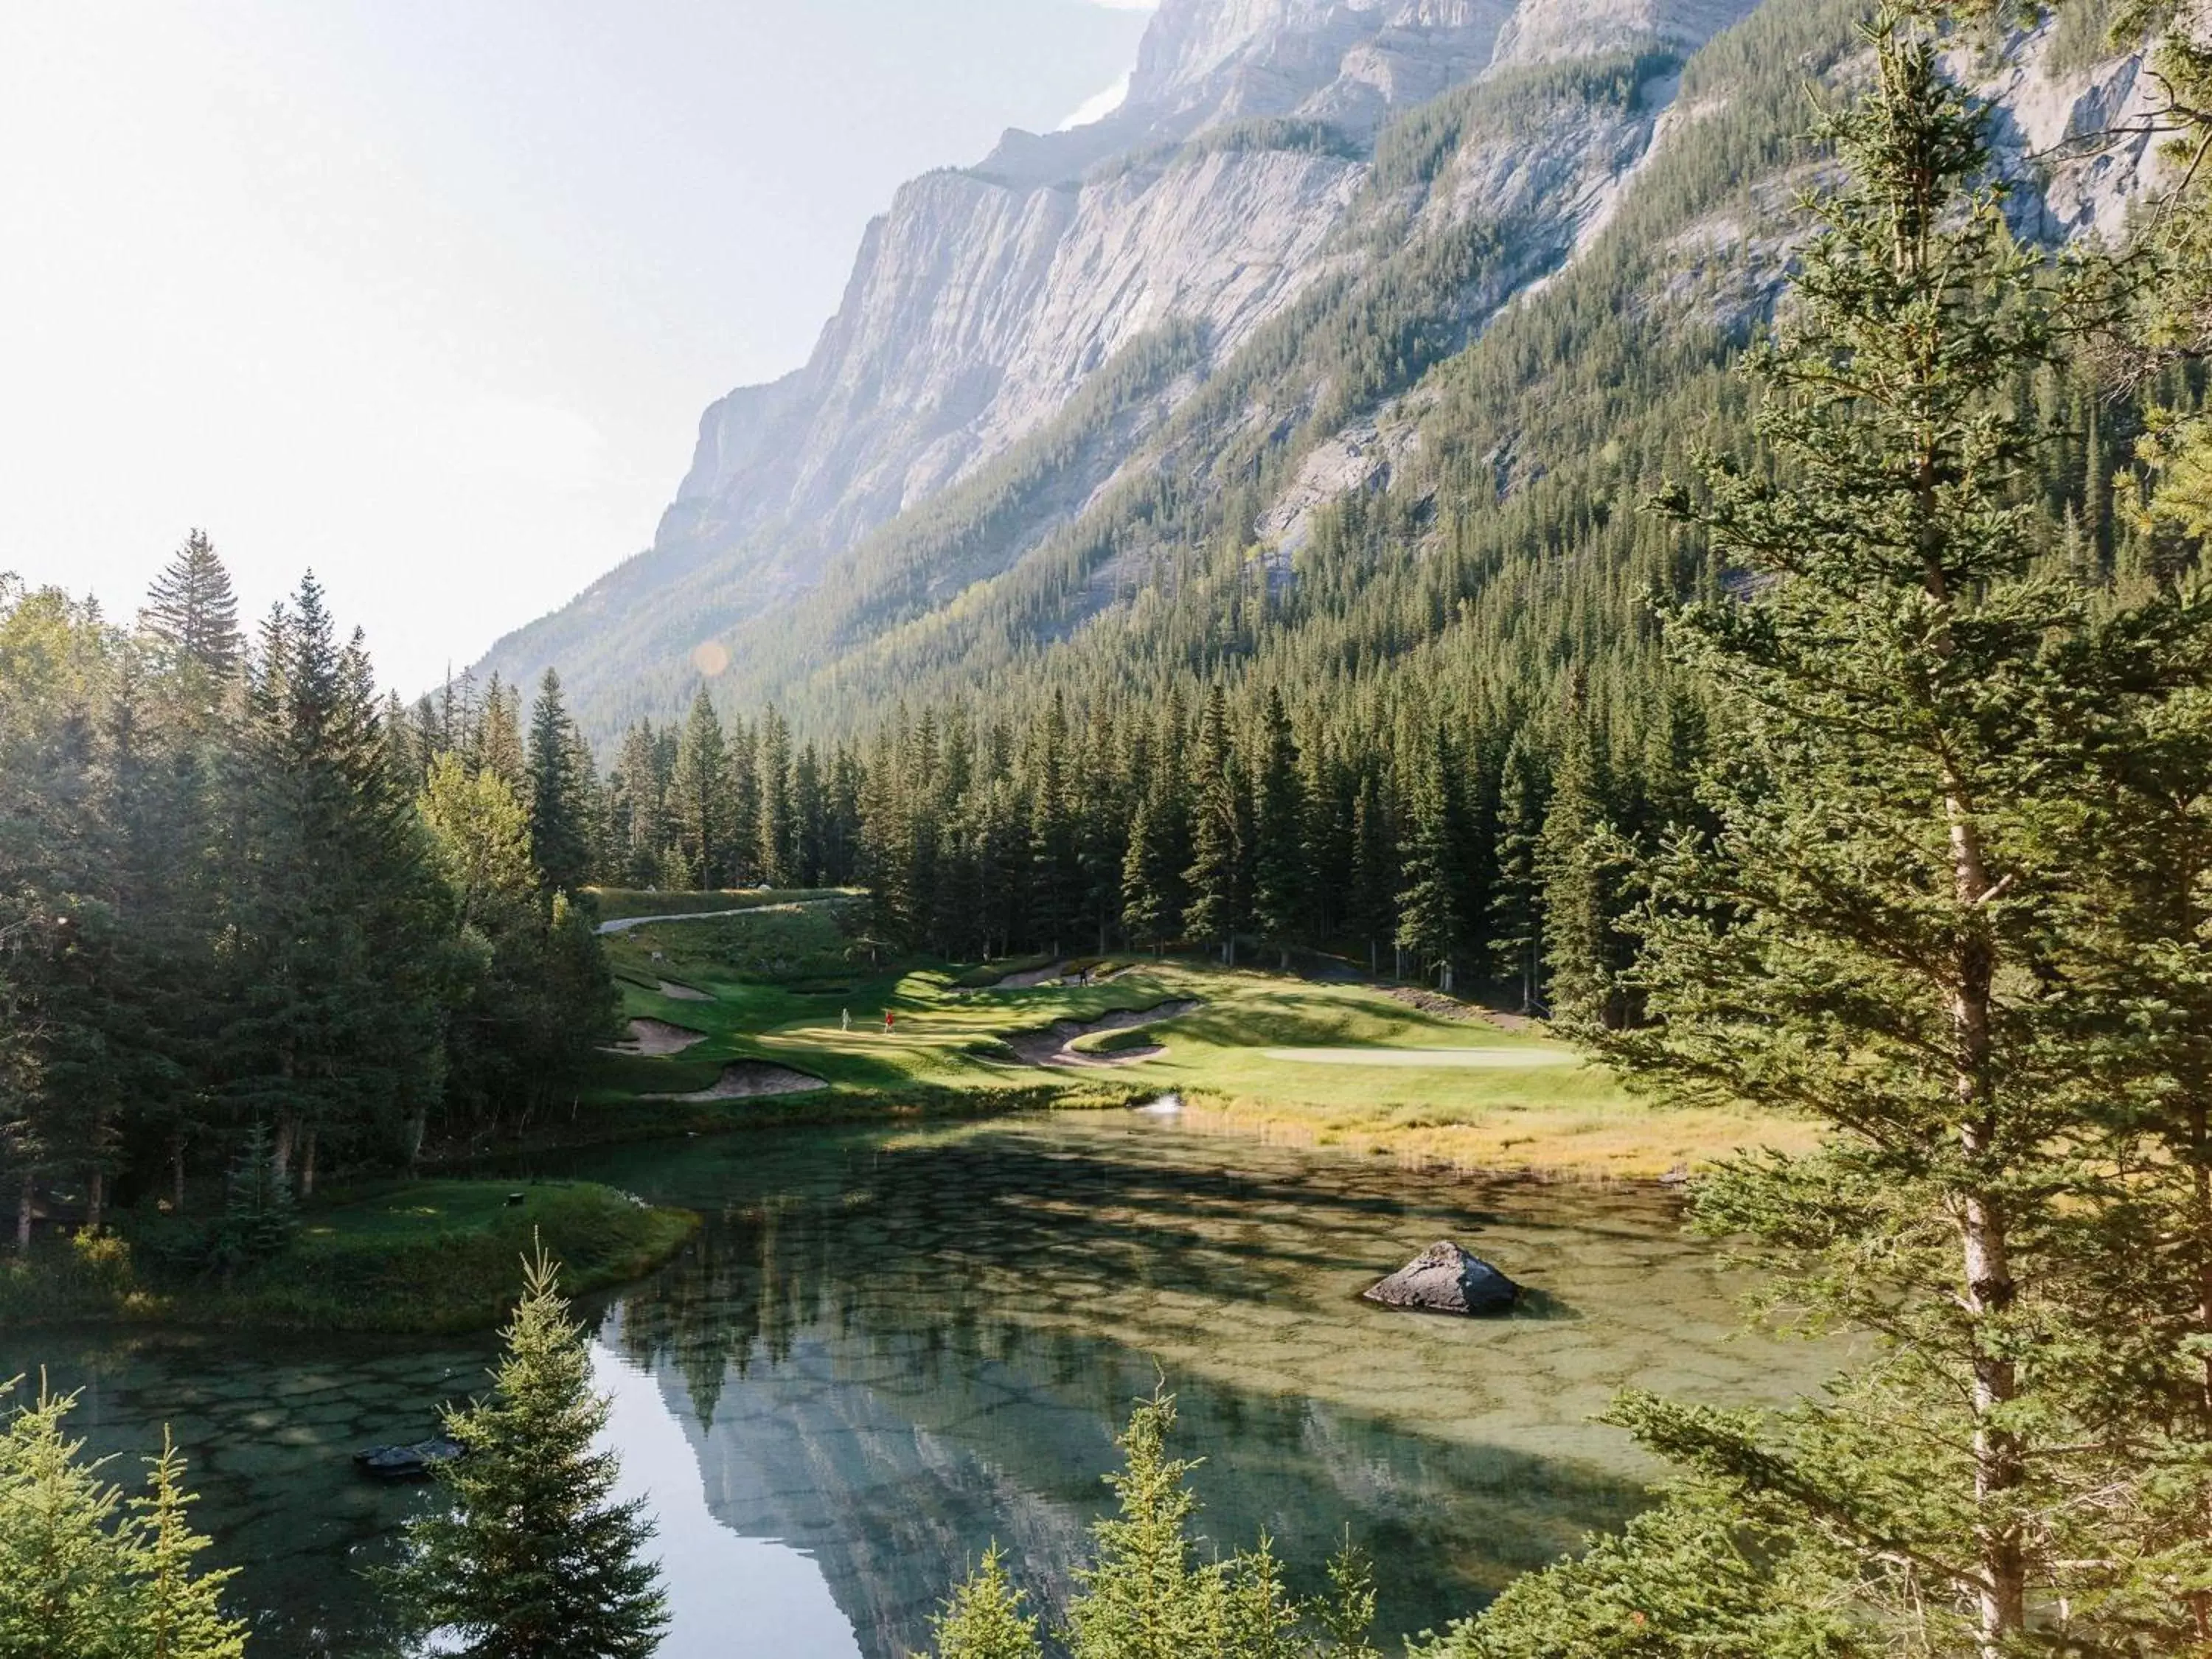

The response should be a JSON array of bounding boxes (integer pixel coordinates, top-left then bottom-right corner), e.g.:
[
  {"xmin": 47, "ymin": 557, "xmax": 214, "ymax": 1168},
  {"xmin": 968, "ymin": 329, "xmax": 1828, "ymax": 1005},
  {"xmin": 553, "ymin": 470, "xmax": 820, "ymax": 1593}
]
[
  {"xmin": 1257, "ymin": 1046, "xmax": 1580, "ymax": 1068},
  {"xmin": 583, "ymin": 889, "xmax": 1816, "ymax": 1177}
]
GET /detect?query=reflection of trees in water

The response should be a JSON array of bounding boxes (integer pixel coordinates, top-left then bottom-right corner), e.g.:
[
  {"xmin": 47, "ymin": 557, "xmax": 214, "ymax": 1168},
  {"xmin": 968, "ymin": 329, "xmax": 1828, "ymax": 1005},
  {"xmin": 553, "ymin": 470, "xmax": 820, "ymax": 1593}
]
[{"xmin": 600, "ymin": 1136, "xmax": 1655, "ymax": 1657}]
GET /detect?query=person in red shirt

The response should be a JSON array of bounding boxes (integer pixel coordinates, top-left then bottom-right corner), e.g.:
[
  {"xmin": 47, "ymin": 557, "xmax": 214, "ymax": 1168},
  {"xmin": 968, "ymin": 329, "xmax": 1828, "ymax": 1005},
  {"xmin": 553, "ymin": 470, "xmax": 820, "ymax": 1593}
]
[{"xmin": 883, "ymin": 1008, "xmax": 895, "ymax": 1036}]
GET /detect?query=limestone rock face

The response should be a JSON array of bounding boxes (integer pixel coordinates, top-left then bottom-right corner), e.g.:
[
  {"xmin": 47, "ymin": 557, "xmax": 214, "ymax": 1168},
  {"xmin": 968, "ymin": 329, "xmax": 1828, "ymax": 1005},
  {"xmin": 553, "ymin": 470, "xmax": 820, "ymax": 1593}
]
[
  {"xmin": 473, "ymin": 0, "xmax": 2164, "ymax": 736},
  {"xmin": 1363, "ymin": 1240, "xmax": 1520, "ymax": 1315}
]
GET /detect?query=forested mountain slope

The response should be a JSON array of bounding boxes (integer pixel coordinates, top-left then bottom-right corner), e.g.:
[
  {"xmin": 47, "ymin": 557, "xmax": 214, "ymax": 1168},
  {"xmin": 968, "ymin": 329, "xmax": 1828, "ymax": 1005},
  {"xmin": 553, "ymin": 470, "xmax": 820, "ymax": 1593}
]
[{"xmin": 475, "ymin": 0, "xmax": 2157, "ymax": 742}]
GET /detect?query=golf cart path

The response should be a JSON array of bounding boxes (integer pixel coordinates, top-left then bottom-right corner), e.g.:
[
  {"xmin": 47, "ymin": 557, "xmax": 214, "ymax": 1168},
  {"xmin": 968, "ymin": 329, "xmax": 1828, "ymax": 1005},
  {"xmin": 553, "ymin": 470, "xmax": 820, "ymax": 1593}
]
[{"xmin": 597, "ymin": 898, "xmax": 842, "ymax": 936}]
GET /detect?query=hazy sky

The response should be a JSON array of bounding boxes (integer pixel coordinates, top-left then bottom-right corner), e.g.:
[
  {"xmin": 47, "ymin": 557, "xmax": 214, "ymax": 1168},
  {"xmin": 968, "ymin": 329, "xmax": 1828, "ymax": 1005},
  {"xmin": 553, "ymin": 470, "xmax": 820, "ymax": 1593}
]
[{"xmin": 1, "ymin": 1, "xmax": 1155, "ymax": 694}]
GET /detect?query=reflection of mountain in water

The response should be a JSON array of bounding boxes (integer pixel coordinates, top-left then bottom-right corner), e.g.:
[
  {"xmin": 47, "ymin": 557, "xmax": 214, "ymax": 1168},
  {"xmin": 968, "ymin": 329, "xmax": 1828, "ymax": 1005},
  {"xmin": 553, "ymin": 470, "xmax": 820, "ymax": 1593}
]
[{"xmin": 602, "ymin": 1131, "xmax": 1662, "ymax": 1657}]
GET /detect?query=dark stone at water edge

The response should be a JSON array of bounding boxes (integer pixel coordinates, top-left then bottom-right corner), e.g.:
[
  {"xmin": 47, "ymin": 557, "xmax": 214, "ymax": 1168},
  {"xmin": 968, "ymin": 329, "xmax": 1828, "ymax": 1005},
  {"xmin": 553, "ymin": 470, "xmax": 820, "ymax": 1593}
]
[
  {"xmin": 1363, "ymin": 1240, "xmax": 1520, "ymax": 1315},
  {"xmin": 353, "ymin": 1437, "xmax": 465, "ymax": 1481}
]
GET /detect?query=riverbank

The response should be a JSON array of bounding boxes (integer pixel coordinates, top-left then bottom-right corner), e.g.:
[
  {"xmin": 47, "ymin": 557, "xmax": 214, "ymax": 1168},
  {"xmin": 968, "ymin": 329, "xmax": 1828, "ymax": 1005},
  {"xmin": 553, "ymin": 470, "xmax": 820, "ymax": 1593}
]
[{"xmin": 0, "ymin": 1178, "xmax": 698, "ymax": 1334}]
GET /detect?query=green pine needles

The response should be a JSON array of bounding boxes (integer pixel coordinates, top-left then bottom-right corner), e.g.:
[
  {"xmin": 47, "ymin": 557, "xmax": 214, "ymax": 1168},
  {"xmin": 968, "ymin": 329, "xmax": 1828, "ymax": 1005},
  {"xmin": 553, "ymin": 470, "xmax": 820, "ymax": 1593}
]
[
  {"xmin": 930, "ymin": 1388, "xmax": 1381, "ymax": 1659},
  {"xmin": 0, "ymin": 1379, "xmax": 245, "ymax": 1659},
  {"xmin": 386, "ymin": 1245, "xmax": 667, "ymax": 1659},
  {"xmin": 1416, "ymin": 5, "xmax": 2212, "ymax": 1656}
]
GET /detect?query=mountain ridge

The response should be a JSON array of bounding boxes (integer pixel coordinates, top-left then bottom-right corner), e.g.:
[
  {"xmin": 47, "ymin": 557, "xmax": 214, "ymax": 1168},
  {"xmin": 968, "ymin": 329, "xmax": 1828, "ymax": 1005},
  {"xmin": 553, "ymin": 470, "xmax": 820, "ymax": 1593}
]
[{"xmin": 473, "ymin": 0, "xmax": 2160, "ymax": 743}]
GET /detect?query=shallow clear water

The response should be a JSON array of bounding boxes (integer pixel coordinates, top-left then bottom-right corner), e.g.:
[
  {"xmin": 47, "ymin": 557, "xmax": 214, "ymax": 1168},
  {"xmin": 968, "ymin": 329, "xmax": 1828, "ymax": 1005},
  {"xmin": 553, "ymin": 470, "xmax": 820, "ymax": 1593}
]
[{"xmin": 0, "ymin": 1113, "xmax": 1837, "ymax": 1657}]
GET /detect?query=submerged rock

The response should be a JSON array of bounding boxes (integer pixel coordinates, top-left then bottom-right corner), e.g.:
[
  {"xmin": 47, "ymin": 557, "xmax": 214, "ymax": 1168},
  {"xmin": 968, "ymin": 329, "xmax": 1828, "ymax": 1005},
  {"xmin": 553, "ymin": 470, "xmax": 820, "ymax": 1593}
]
[
  {"xmin": 353, "ymin": 1438, "xmax": 464, "ymax": 1481},
  {"xmin": 1363, "ymin": 1241, "xmax": 1519, "ymax": 1316}
]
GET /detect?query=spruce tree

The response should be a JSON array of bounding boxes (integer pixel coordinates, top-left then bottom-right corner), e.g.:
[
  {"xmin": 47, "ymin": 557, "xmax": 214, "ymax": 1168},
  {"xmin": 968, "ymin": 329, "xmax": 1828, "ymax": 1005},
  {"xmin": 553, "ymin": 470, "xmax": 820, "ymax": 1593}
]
[
  {"xmin": 1183, "ymin": 688, "xmax": 1246, "ymax": 967},
  {"xmin": 1064, "ymin": 1389, "xmax": 1228, "ymax": 1659},
  {"xmin": 1486, "ymin": 733, "xmax": 1547, "ymax": 1011},
  {"xmin": 1346, "ymin": 773, "xmax": 1394, "ymax": 975},
  {"xmin": 791, "ymin": 741, "xmax": 827, "ymax": 886},
  {"xmin": 670, "ymin": 688, "xmax": 730, "ymax": 888},
  {"xmin": 1459, "ymin": 15, "xmax": 2137, "ymax": 1653},
  {"xmin": 138, "ymin": 529, "xmax": 240, "ymax": 691},
  {"xmin": 0, "ymin": 1382, "xmax": 246, "ymax": 1659},
  {"xmin": 1393, "ymin": 728, "xmax": 1458, "ymax": 990},
  {"xmin": 609, "ymin": 721, "xmax": 670, "ymax": 889},
  {"xmin": 125, "ymin": 1433, "xmax": 248, "ymax": 1659},
  {"xmin": 1535, "ymin": 713, "xmax": 1621, "ymax": 1027},
  {"xmin": 757, "ymin": 706, "xmax": 794, "ymax": 887},
  {"xmin": 526, "ymin": 669, "xmax": 591, "ymax": 897},
  {"xmin": 475, "ymin": 675, "xmax": 526, "ymax": 794},
  {"xmin": 1251, "ymin": 690, "xmax": 1305, "ymax": 967},
  {"xmin": 929, "ymin": 1545, "xmax": 1043, "ymax": 1659},
  {"xmin": 1121, "ymin": 792, "xmax": 1175, "ymax": 953},
  {"xmin": 389, "ymin": 1248, "xmax": 667, "ymax": 1659}
]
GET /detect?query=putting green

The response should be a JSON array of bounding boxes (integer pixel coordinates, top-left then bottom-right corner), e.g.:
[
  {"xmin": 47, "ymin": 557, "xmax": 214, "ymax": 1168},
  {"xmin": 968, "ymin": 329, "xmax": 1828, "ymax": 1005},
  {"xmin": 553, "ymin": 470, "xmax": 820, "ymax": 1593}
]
[{"xmin": 1259, "ymin": 1046, "xmax": 1582, "ymax": 1069}]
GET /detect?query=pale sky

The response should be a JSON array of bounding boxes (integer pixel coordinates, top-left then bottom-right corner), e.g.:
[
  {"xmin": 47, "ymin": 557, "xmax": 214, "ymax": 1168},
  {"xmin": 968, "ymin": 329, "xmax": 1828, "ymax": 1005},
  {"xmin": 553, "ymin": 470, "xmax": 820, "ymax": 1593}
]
[{"xmin": 0, "ymin": 1, "xmax": 1155, "ymax": 694}]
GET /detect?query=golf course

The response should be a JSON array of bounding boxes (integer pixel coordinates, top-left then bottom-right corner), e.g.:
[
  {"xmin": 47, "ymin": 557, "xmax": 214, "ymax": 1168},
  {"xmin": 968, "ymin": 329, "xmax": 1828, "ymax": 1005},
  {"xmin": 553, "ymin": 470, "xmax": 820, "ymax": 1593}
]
[{"xmin": 583, "ymin": 886, "xmax": 1814, "ymax": 1178}]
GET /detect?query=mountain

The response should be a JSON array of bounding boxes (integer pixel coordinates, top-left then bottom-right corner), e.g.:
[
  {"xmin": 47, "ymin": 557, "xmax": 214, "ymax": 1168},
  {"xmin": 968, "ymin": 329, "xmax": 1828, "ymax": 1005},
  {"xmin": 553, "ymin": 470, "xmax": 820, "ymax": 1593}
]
[{"xmin": 473, "ymin": 0, "xmax": 2160, "ymax": 742}]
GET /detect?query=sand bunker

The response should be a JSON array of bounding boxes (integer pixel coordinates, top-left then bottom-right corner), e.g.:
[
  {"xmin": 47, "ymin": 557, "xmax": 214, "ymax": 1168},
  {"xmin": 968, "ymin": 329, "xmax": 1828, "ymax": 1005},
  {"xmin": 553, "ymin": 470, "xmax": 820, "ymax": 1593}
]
[
  {"xmin": 601, "ymin": 1018, "xmax": 709, "ymax": 1057},
  {"xmin": 657, "ymin": 979, "xmax": 714, "ymax": 1002},
  {"xmin": 1259, "ymin": 1046, "xmax": 1576, "ymax": 1068},
  {"xmin": 990, "ymin": 961, "xmax": 1071, "ymax": 989},
  {"xmin": 645, "ymin": 1061, "xmax": 827, "ymax": 1101},
  {"xmin": 1007, "ymin": 1001, "xmax": 1200, "ymax": 1068}
]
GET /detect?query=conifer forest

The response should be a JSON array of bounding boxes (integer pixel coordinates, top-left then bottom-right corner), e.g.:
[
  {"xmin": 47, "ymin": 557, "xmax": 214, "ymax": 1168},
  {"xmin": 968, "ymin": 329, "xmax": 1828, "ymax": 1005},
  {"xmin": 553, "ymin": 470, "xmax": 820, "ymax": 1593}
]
[{"xmin": 21, "ymin": 0, "xmax": 2212, "ymax": 1655}]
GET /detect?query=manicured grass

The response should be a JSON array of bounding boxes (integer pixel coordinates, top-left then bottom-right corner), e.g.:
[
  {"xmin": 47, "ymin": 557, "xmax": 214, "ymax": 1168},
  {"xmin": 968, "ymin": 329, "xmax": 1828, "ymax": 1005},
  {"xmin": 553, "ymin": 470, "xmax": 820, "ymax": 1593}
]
[
  {"xmin": 0, "ymin": 1179, "xmax": 698, "ymax": 1334},
  {"xmin": 589, "ymin": 898, "xmax": 1817, "ymax": 1178}
]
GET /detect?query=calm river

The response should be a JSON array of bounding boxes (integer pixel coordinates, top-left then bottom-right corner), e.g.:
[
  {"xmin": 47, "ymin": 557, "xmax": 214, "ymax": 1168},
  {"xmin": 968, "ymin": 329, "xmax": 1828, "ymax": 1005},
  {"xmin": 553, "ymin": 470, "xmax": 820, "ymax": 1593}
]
[{"xmin": 0, "ymin": 1113, "xmax": 1834, "ymax": 1657}]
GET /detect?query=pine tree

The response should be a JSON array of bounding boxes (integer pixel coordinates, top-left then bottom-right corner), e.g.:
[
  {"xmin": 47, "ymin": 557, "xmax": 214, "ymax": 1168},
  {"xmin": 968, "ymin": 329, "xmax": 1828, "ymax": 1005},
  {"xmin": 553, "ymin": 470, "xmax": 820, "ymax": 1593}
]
[
  {"xmin": 609, "ymin": 722, "xmax": 669, "ymax": 889},
  {"xmin": 1065, "ymin": 1389, "xmax": 1225, "ymax": 1659},
  {"xmin": 939, "ymin": 1388, "xmax": 1385, "ymax": 1659},
  {"xmin": 1027, "ymin": 698, "xmax": 1079, "ymax": 954},
  {"xmin": 1121, "ymin": 792, "xmax": 1176, "ymax": 953},
  {"xmin": 1486, "ymin": 733, "xmax": 1547, "ymax": 1011},
  {"xmin": 475, "ymin": 675, "xmax": 526, "ymax": 794},
  {"xmin": 1393, "ymin": 728, "xmax": 1458, "ymax": 990},
  {"xmin": 791, "ymin": 741, "xmax": 827, "ymax": 888},
  {"xmin": 125, "ymin": 1432, "xmax": 248, "ymax": 1659},
  {"xmin": 138, "ymin": 529, "xmax": 240, "ymax": 691},
  {"xmin": 757, "ymin": 706, "xmax": 794, "ymax": 887},
  {"xmin": 1251, "ymin": 690, "xmax": 1305, "ymax": 967},
  {"xmin": 670, "ymin": 688, "xmax": 730, "ymax": 889},
  {"xmin": 389, "ymin": 1247, "xmax": 667, "ymax": 1659},
  {"xmin": 930, "ymin": 1545, "xmax": 1043, "ymax": 1659},
  {"xmin": 1536, "ymin": 712, "xmax": 1619, "ymax": 1028},
  {"xmin": 1183, "ymin": 688, "xmax": 1246, "ymax": 967},
  {"xmin": 0, "ymin": 1382, "xmax": 246, "ymax": 1659},
  {"xmin": 225, "ymin": 576, "xmax": 442, "ymax": 1192},
  {"xmin": 1347, "ymin": 772, "xmax": 1394, "ymax": 976},
  {"xmin": 1466, "ymin": 15, "xmax": 2143, "ymax": 1652},
  {"xmin": 526, "ymin": 669, "xmax": 591, "ymax": 897}
]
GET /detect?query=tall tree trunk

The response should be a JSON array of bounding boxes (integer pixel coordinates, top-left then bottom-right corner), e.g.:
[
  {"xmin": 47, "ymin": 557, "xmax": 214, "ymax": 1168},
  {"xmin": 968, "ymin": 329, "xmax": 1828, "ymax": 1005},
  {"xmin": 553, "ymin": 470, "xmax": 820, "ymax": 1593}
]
[
  {"xmin": 171, "ymin": 1135, "xmax": 187, "ymax": 1214},
  {"xmin": 86, "ymin": 1167, "xmax": 103, "ymax": 1234},
  {"xmin": 1945, "ymin": 785, "xmax": 2024, "ymax": 1656},
  {"xmin": 2194, "ymin": 1098, "xmax": 2212, "ymax": 1644},
  {"xmin": 15, "ymin": 1175, "xmax": 32, "ymax": 1252},
  {"xmin": 272, "ymin": 1110, "xmax": 297, "ymax": 1183},
  {"xmin": 299, "ymin": 1131, "xmax": 318, "ymax": 1200}
]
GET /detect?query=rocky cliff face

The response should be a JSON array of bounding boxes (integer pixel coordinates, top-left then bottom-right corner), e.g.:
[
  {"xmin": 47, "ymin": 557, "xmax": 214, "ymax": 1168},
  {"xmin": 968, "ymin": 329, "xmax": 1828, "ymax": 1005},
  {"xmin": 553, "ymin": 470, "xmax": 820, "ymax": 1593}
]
[
  {"xmin": 482, "ymin": 0, "xmax": 1769, "ymax": 719},
  {"xmin": 476, "ymin": 0, "xmax": 2164, "ymax": 737},
  {"xmin": 652, "ymin": 0, "xmax": 1615, "ymax": 612}
]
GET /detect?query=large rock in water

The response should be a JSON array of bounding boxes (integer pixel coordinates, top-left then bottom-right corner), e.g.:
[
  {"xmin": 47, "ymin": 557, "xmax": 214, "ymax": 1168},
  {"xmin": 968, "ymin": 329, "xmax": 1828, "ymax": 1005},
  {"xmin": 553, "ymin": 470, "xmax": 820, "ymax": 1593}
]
[
  {"xmin": 1363, "ymin": 1241, "xmax": 1519, "ymax": 1315},
  {"xmin": 353, "ymin": 1438, "xmax": 464, "ymax": 1481}
]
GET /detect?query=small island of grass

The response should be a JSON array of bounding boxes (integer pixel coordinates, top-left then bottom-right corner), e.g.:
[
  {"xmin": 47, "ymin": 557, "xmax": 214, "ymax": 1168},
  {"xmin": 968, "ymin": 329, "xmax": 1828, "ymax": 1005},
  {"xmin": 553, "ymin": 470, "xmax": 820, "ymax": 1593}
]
[{"xmin": 0, "ymin": 1178, "xmax": 698, "ymax": 1334}]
